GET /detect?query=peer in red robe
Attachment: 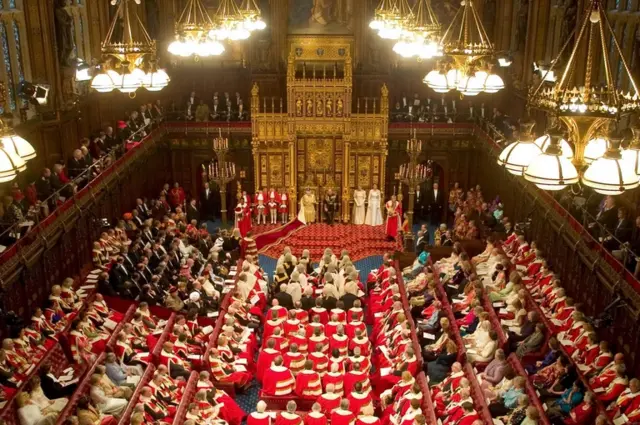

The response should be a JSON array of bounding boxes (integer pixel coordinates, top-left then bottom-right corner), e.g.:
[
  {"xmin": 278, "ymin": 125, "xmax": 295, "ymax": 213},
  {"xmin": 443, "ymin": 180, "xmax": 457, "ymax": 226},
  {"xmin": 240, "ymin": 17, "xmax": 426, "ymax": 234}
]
[
  {"xmin": 257, "ymin": 340, "xmax": 281, "ymax": 383},
  {"xmin": 276, "ymin": 411, "xmax": 303, "ymax": 425},
  {"xmin": 347, "ymin": 386, "xmax": 373, "ymax": 415},
  {"xmin": 248, "ymin": 410, "xmax": 273, "ymax": 425},
  {"xmin": 330, "ymin": 405, "xmax": 356, "ymax": 425},
  {"xmin": 304, "ymin": 409, "xmax": 328, "ymax": 425},
  {"xmin": 262, "ymin": 360, "xmax": 295, "ymax": 396},
  {"xmin": 296, "ymin": 363, "xmax": 323, "ymax": 398},
  {"xmin": 317, "ymin": 389, "xmax": 341, "ymax": 416},
  {"xmin": 384, "ymin": 197, "xmax": 402, "ymax": 240}
]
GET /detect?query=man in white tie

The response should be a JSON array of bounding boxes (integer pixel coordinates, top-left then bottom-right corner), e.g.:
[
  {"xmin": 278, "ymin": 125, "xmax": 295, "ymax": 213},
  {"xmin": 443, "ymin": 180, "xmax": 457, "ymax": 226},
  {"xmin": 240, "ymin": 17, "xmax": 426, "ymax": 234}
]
[
  {"xmin": 427, "ymin": 182, "xmax": 443, "ymax": 225},
  {"xmin": 201, "ymin": 182, "xmax": 214, "ymax": 220}
]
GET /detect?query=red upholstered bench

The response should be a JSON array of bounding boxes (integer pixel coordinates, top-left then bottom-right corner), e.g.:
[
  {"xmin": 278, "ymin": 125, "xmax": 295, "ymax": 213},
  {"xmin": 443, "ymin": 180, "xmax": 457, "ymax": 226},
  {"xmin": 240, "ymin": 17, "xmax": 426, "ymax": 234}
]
[
  {"xmin": 258, "ymin": 391, "xmax": 316, "ymax": 412},
  {"xmin": 508, "ymin": 353, "xmax": 552, "ymax": 425},
  {"xmin": 171, "ymin": 372, "xmax": 200, "ymax": 425},
  {"xmin": 416, "ymin": 372, "xmax": 438, "ymax": 425},
  {"xmin": 151, "ymin": 314, "xmax": 177, "ymax": 364},
  {"xmin": 464, "ymin": 363, "xmax": 493, "ymax": 425},
  {"xmin": 117, "ymin": 364, "xmax": 156, "ymax": 425}
]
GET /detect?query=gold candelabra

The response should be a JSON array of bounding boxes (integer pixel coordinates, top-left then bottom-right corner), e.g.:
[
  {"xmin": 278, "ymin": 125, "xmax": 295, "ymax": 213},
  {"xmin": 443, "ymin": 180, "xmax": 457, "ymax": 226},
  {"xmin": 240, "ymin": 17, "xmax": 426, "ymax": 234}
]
[
  {"xmin": 395, "ymin": 129, "xmax": 432, "ymax": 248},
  {"xmin": 202, "ymin": 129, "xmax": 236, "ymax": 225}
]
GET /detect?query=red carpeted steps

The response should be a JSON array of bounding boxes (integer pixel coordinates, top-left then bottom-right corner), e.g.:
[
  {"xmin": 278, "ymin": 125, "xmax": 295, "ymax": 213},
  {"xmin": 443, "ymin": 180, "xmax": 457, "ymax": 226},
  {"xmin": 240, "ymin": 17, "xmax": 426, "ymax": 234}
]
[{"xmin": 258, "ymin": 223, "xmax": 402, "ymax": 261}]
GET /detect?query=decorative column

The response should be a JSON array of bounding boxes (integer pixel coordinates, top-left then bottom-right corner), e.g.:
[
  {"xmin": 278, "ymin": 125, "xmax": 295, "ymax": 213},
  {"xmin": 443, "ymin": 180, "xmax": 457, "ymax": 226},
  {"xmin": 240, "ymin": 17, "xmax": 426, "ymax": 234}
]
[
  {"xmin": 288, "ymin": 137, "xmax": 297, "ymax": 220},
  {"xmin": 342, "ymin": 139, "xmax": 351, "ymax": 223}
]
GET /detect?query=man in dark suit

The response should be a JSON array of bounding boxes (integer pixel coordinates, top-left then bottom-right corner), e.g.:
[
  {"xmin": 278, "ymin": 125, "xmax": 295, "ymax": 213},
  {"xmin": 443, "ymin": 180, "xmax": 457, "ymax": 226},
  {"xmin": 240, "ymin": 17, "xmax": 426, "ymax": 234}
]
[
  {"xmin": 109, "ymin": 257, "xmax": 130, "ymax": 289},
  {"xmin": 274, "ymin": 284, "xmax": 294, "ymax": 310},
  {"xmin": 416, "ymin": 230, "xmax": 427, "ymax": 253},
  {"xmin": 593, "ymin": 196, "xmax": 618, "ymax": 238},
  {"xmin": 200, "ymin": 182, "xmax": 215, "ymax": 220},
  {"xmin": 300, "ymin": 289, "xmax": 315, "ymax": 311},
  {"xmin": 426, "ymin": 182, "xmax": 444, "ymax": 225},
  {"xmin": 39, "ymin": 363, "xmax": 77, "ymax": 398},
  {"xmin": 340, "ymin": 292, "xmax": 359, "ymax": 311},
  {"xmin": 604, "ymin": 207, "xmax": 633, "ymax": 251},
  {"xmin": 67, "ymin": 149, "xmax": 87, "ymax": 180},
  {"xmin": 187, "ymin": 199, "xmax": 200, "ymax": 224},
  {"xmin": 508, "ymin": 311, "xmax": 539, "ymax": 352}
]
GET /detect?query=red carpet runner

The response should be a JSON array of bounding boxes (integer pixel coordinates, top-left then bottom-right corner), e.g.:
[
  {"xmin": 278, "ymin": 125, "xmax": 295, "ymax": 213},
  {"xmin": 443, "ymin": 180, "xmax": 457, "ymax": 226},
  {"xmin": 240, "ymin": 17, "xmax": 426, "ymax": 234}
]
[{"xmin": 257, "ymin": 222, "xmax": 402, "ymax": 261}]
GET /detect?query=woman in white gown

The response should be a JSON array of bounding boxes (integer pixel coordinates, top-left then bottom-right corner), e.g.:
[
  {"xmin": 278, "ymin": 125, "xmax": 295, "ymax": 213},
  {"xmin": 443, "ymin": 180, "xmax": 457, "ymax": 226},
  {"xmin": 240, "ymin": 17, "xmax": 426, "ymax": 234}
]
[
  {"xmin": 16, "ymin": 392, "xmax": 58, "ymax": 425},
  {"xmin": 89, "ymin": 374, "xmax": 127, "ymax": 417},
  {"xmin": 364, "ymin": 184, "xmax": 383, "ymax": 226},
  {"xmin": 28, "ymin": 376, "xmax": 68, "ymax": 415},
  {"xmin": 353, "ymin": 186, "xmax": 367, "ymax": 225}
]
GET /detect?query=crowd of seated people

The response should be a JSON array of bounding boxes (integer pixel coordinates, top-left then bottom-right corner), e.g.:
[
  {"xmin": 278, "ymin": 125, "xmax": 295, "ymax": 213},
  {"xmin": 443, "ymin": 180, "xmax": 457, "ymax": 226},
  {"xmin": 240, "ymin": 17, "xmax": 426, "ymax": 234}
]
[
  {"xmin": 0, "ymin": 108, "xmax": 164, "ymax": 248},
  {"xmin": 405, "ymin": 218, "xmax": 640, "ymax": 425},
  {"xmin": 389, "ymin": 94, "xmax": 492, "ymax": 124},
  {"xmin": 172, "ymin": 90, "xmax": 249, "ymax": 122},
  {"xmin": 89, "ymin": 183, "xmax": 245, "ymax": 317}
]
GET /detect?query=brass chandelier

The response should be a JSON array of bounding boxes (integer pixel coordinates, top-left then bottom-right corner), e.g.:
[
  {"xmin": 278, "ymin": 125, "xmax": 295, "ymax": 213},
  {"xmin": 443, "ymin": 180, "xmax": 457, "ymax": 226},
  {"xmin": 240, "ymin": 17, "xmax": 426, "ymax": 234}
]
[
  {"xmin": 423, "ymin": 0, "xmax": 505, "ymax": 96},
  {"xmin": 392, "ymin": 0, "xmax": 442, "ymax": 60},
  {"xmin": 500, "ymin": 0, "xmax": 640, "ymax": 195},
  {"xmin": 90, "ymin": 0, "xmax": 169, "ymax": 96},
  {"xmin": 169, "ymin": 0, "xmax": 224, "ymax": 57}
]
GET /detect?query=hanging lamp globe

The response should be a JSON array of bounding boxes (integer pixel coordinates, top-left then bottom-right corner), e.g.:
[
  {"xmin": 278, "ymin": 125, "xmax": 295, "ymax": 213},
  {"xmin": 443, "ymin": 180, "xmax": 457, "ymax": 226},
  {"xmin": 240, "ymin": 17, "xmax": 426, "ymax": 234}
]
[
  {"xmin": 524, "ymin": 129, "xmax": 579, "ymax": 190},
  {"xmin": 0, "ymin": 143, "xmax": 27, "ymax": 183},
  {"xmin": 583, "ymin": 137, "xmax": 608, "ymax": 164},
  {"xmin": 533, "ymin": 134, "xmax": 574, "ymax": 159},
  {"xmin": 583, "ymin": 136, "xmax": 640, "ymax": 195},
  {"xmin": 621, "ymin": 127, "xmax": 640, "ymax": 175},
  {"xmin": 497, "ymin": 121, "xmax": 543, "ymax": 175}
]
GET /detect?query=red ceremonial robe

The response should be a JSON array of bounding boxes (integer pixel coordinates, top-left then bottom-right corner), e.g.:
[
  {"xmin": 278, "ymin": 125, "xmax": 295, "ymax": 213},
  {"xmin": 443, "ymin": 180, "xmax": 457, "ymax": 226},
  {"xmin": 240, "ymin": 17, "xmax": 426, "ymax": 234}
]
[{"xmin": 262, "ymin": 365, "xmax": 295, "ymax": 396}]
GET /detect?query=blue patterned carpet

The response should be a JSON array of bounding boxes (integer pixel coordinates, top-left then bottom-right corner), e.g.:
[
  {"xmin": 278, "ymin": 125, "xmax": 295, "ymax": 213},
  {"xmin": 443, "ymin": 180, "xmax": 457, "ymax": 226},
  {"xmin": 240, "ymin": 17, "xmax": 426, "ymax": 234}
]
[{"xmin": 234, "ymin": 254, "xmax": 384, "ymax": 415}]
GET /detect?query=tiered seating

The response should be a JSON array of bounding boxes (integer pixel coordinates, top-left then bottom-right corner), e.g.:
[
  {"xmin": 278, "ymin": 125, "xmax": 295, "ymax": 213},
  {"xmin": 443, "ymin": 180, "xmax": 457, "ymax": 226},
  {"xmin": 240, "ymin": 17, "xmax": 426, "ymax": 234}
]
[
  {"xmin": 52, "ymin": 353, "xmax": 107, "ymax": 425},
  {"xmin": 464, "ymin": 363, "xmax": 493, "ymax": 424},
  {"xmin": 116, "ymin": 364, "xmax": 155, "ymax": 425},
  {"xmin": 508, "ymin": 354, "xmax": 552, "ymax": 425},
  {"xmin": 170, "ymin": 372, "xmax": 200, "ymax": 424}
]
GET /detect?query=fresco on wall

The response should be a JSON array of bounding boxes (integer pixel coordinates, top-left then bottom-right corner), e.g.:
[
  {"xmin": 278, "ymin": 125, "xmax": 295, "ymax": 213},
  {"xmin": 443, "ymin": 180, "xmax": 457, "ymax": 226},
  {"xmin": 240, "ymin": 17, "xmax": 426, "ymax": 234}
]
[{"xmin": 288, "ymin": 0, "xmax": 354, "ymax": 34}]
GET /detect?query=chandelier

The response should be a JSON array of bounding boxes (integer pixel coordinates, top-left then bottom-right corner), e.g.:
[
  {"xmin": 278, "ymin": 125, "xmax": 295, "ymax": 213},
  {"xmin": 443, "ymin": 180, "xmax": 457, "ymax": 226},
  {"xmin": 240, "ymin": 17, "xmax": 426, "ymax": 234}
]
[
  {"xmin": 369, "ymin": 0, "xmax": 414, "ymax": 40},
  {"xmin": 209, "ymin": 0, "xmax": 263, "ymax": 42},
  {"xmin": 502, "ymin": 0, "xmax": 640, "ymax": 195},
  {"xmin": 423, "ymin": 0, "xmax": 505, "ymax": 96},
  {"xmin": 392, "ymin": 0, "xmax": 442, "ymax": 60},
  {"xmin": 169, "ymin": 0, "xmax": 224, "ymax": 58},
  {"xmin": 90, "ymin": 0, "xmax": 169, "ymax": 96},
  {"xmin": 0, "ymin": 114, "xmax": 34, "ymax": 183}
]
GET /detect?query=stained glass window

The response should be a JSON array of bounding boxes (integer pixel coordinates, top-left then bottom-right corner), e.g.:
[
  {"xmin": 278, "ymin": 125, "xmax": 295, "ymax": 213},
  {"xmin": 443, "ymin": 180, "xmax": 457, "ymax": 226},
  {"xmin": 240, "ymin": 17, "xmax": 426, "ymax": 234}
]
[
  {"xmin": 0, "ymin": 0, "xmax": 4, "ymax": 9},
  {"xmin": 0, "ymin": 22, "xmax": 16, "ymax": 111},
  {"xmin": 9, "ymin": 0, "xmax": 15, "ymax": 8},
  {"xmin": 12, "ymin": 21, "xmax": 23, "ymax": 83}
]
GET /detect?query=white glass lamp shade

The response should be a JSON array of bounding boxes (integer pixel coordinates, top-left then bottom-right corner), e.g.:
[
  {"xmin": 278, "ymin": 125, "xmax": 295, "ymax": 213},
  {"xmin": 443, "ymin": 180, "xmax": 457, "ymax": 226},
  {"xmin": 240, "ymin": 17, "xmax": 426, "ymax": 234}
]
[
  {"xmin": 583, "ymin": 156, "xmax": 640, "ymax": 195},
  {"xmin": 143, "ymin": 68, "xmax": 170, "ymax": 92},
  {"xmin": 534, "ymin": 135, "xmax": 574, "ymax": 159},
  {"xmin": 524, "ymin": 153, "xmax": 579, "ymax": 190},
  {"xmin": 393, "ymin": 40, "xmax": 415, "ymax": 58},
  {"xmin": 1, "ymin": 134, "xmax": 36, "ymax": 161},
  {"xmin": 446, "ymin": 68, "xmax": 461, "ymax": 90},
  {"xmin": 0, "ymin": 145, "xmax": 27, "ymax": 183},
  {"xmin": 424, "ymin": 70, "xmax": 450, "ymax": 93},
  {"xmin": 379, "ymin": 25, "xmax": 402, "ymax": 40},
  {"xmin": 253, "ymin": 18, "xmax": 266, "ymax": 30},
  {"xmin": 369, "ymin": 19, "xmax": 383, "ymax": 30},
  {"xmin": 117, "ymin": 68, "xmax": 144, "ymax": 93},
  {"xmin": 583, "ymin": 137, "xmax": 608, "ymax": 164},
  {"xmin": 90, "ymin": 72, "xmax": 115, "ymax": 93},
  {"xmin": 483, "ymin": 73, "xmax": 504, "ymax": 93},
  {"xmin": 168, "ymin": 40, "xmax": 183, "ymax": 55},
  {"xmin": 457, "ymin": 74, "xmax": 483, "ymax": 96},
  {"xmin": 622, "ymin": 148, "xmax": 640, "ymax": 175},
  {"xmin": 497, "ymin": 141, "xmax": 543, "ymax": 175}
]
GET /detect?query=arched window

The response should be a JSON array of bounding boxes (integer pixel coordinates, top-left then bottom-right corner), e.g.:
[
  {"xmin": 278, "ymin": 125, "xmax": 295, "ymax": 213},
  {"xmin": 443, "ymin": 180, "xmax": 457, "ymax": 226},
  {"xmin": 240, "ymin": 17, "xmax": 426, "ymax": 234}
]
[{"xmin": 0, "ymin": 0, "xmax": 31, "ymax": 116}]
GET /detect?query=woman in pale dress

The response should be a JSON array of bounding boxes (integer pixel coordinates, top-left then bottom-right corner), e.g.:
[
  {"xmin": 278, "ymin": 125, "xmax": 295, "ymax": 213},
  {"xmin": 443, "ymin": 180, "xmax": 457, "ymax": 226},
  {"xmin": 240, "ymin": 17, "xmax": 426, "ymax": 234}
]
[
  {"xmin": 16, "ymin": 392, "xmax": 59, "ymax": 425},
  {"xmin": 353, "ymin": 186, "xmax": 367, "ymax": 225},
  {"xmin": 28, "ymin": 376, "xmax": 68, "ymax": 415},
  {"xmin": 89, "ymin": 375, "xmax": 127, "ymax": 418},
  {"xmin": 364, "ymin": 184, "xmax": 383, "ymax": 226}
]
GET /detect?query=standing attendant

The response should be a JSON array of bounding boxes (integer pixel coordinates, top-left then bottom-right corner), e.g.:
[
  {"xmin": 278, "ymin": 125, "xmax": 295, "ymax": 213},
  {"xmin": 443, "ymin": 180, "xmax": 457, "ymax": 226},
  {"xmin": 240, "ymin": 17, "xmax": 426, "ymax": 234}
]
[
  {"xmin": 352, "ymin": 186, "xmax": 366, "ymax": 225},
  {"xmin": 268, "ymin": 188, "xmax": 279, "ymax": 224},
  {"xmin": 364, "ymin": 184, "xmax": 383, "ymax": 226},
  {"xmin": 385, "ymin": 195, "xmax": 402, "ymax": 241},
  {"xmin": 324, "ymin": 189, "xmax": 338, "ymax": 225},
  {"xmin": 279, "ymin": 189, "xmax": 289, "ymax": 224},
  {"xmin": 200, "ymin": 182, "xmax": 214, "ymax": 221},
  {"xmin": 415, "ymin": 185, "xmax": 424, "ymax": 221},
  {"xmin": 426, "ymin": 182, "xmax": 444, "ymax": 225}
]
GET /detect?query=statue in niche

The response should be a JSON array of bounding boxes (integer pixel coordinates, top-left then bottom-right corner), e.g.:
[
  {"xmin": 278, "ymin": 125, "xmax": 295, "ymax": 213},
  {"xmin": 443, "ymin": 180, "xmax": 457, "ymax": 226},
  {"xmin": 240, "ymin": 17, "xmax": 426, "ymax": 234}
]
[
  {"xmin": 515, "ymin": 0, "xmax": 529, "ymax": 53},
  {"xmin": 54, "ymin": 0, "xmax": 75, "ymax": 67},
  {"xmin": 561, "ymin": 0, "xmax": 578, "ymax": 58},
  {"xmin": 145, "ymin": 0, "xmax": 159, "ymax": 39}
]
